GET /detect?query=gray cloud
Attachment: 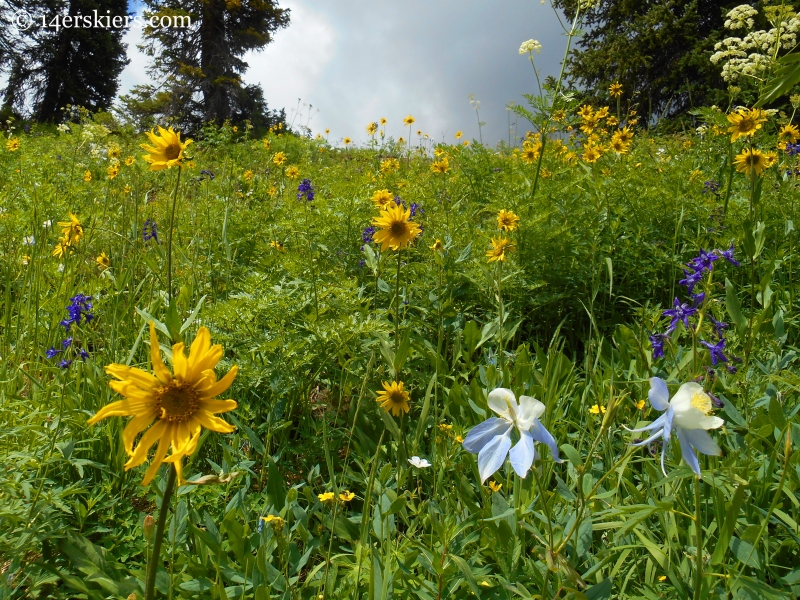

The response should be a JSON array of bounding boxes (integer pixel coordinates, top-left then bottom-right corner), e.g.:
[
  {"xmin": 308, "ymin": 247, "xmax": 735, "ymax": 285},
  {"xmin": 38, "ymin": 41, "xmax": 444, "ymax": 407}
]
[{"xmin": 120, "ymin": 0, "xmax": 569, "ymax": 145}]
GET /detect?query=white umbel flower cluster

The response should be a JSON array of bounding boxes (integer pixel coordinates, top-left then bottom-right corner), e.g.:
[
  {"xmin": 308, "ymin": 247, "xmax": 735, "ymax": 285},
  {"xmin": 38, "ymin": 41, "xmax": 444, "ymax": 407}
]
[
  {"xmin": 711, "ymin": 4, "xmax": 800, "ymax": 83},
  {"xmin": 519, "ymin": 39, "xmax": 542, "ymax": 55}
]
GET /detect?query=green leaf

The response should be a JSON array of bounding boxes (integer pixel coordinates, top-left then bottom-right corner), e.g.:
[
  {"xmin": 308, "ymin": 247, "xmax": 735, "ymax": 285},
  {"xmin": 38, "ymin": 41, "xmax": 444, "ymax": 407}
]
[
  {"xmin": 730, "ymin": 536, "xmax": 761, "ymax": 569},
  {"xmin": 413, "ymin": 374, "xmax": 436, "ymax": 452},
  {"xmin": 560, "ymin": 443, "xmax": 582, "ymax": 467},
  {"xmin": 463, "ymin": 320, "xmax": 481, "ymax": 356},
  {"xmin": 768, "ymin": 397, "xmax": 787, "ymax": 430},
  {"xmin": 585, "ymin": 577, "xmax": 613, "ymax": 600},
  {"xmin": 726, "ymin": 278, "xmax": 747, "ymax": 336},
  {"xmin": 757, "ymin": 51, "xmax": 800, "ymax": 106},
  {"xmin": 711, "ymin": 485, "xmax": 746, "ymax": 565}
]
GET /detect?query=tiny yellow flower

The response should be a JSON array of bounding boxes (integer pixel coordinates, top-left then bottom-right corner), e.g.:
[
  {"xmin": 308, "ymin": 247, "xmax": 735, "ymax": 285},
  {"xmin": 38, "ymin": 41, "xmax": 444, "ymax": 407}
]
[
  {"xmin": 96, "ymin": 252, "xmax": 110, "ymax": 270},
  {"xmin": 263, "ymin": 138, "xmax": 271, "ymax": 149},
  {"xmin": 430, "ymin": 239, "xmax": 443, "ymax": 252},
  {"xmin": 318, "ymin": 492, "xmax": 335, "ymax": 503},
  {"xmin": 455, "ymin": 435, "xmax": 464, "ymax": 443},
  {"xmin": 455, "ymin": 131, "xmax": 463, "ymax": 139},
  {"xmin": 124, "ymin": 156, "xmax": 135, "ymax": 166},
  {"xmin": 438, "ymin": 423, "xmax": 453, "ymax": 432},
  {"xmin": 343, "ymin": 137, "xmax": 352, "ymax": 145},
  {"xmin": 243, "ymin": 169, "xmax": 254, "ymax": 182},
  {"xmin": 489, "ymin": 481, "xmax": 502, "ymax": 492},
  {"xmin": 589, "ymin": 404, "xmax": 606, "ymax": 415},
  {"xmin": 609, "ymin": 82, "xmax": 623, "ymax": 98},
  {"xmin": 658, "ymin": 576, "xmax": 667, "ymax": 582},
  {"xmin": 339, "ymin": 490, "xmax": 355, "ymax": 502},
  {"xmin": 83, "ymin": 170, "xmax": 92, "ymax": 182},
  {"xmin": 285, "ymin": 165, "xmax": 300, "ymax": 179},
  {"xmin": 380, "ymin": 118, "xmax": 386, "ymax": 125},
  {"xmin": 635, "ymin": 399, "xmax": 646, "ymax": 410}
]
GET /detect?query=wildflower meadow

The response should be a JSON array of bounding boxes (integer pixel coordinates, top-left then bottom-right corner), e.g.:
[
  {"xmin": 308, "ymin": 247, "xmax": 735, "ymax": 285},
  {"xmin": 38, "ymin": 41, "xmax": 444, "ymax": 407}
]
[{"xmin": 2, "ymin": 3, "xmax": 800, "ymax": 600}]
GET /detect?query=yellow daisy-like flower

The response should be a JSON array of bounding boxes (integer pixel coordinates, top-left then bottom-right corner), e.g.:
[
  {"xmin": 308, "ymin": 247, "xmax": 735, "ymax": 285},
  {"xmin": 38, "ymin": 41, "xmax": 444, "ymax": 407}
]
[
  {"xmin": 83, "ymin": 170, "xmax": 92, "ymax": 182},
  {"xmin": 438, "ymin": 423, "xmax": 453, "ymax": 432},
  {"xmin": 285, "ymin": 165, "xmax": 300, "ymax": 179},
  {"xmin": 403, "ymin": 115, "xmax": 415, "ymax": 126},
  {"xmin": 6, "ymin": 138, "xmax": 20, "ymax": 151},
  {"xmin": 455, "ymin": 131, "xmax": 463, "ymax": 139},
  {"xmin": 609, "ymin": 138, "xmax": 630, "ymax": 154},
  {"xmin": 124, "ymin": 185, "xmax": 132, "ymax": 194},
  {"xmin": 343, "ymin": 137, "xmax": 352, "ymax": 145},
  {"xmin": 552, "ymin": 109, "xmax": 566, "ymax": 121},
  {"xmin": 263, "ymin": 138, "xmax": 271, "ymax": 149},
  {"xmin": 489, "ymin": 481, "xmax": 502, "ymax": 492},
  {"xmin": 124, "ymin": 156, "xmax": 136, "ymax": 166},
  {"xmin": 140, "ymin": 126, "xmax": 192, "ymax": 171},
  {"xmin": 381, "ymin": 158, "xmax": 400, "ymax": 174},
  {"xmin": 430, "ymin": 157, "xmax": 450, "ymax": 173},
  {"xmin": 595, "ymin": 106, "xmax": 610, "ymax": 120},
  {"xmin": 577, "ymin": 104, "xmax": 594, "ymax": 119},
  {"xmin": 86, "ymin": 322, "xmax": 238, "ymax": 485},
  {"xmin": 270, "ymin": 240, "xmax": 285, "ymax": 252},
  {"xmin": 376, "ymin": 380, "xmax": 411, "ymax": 416},
  {"xmin": 589, "ymin": 404, "xmax": 606, "ymax": 415},
  {"xmin": 366, "ymin": 122, "xmax": 378, "ymax": 135},
  {"xmin": 261, "ymin": 514, "xmax": 285, "ymax": 530},
  {"xmin": 582, "ymin": 145, "xmax": 604, "ymax": 163},
  {"xmin": 430, "ymin": 238, "xmax": 443, "ymax": 252},
  {"xmin": 268, "ymin": 186, "xmax": 278, "ymax": 197},
  {"xmin": 521, "ymin": 145, "xmax": 540, "ymax": 163},
  {"xmin": 52, "ymin": 238, "xmax": 72, "ymax": 259},
  {"xmin": 727, "ymin": 107, "xmax": 767, "ymax": 142},
  {"xmin": 613, "ymin": 127, "xmax": 634, "ymax": 145},
  {"xmin": 243, "ymin": 170, "xmax": 254, "ymax": 182},
  {"xmin": 372, "ymin": 204, "xmax": 422, "ymax": 251},
  {"xmin": 58, "ymin": 213, "xmax": 84, "ymax": 245},
  {"xmin": 609, "ymin": 82, "xmax": 623, "ymax": 98},
  {"xmin": 272, "ymin": 152, "xmax": 287, "ymax": 166},
  {"xmin": 96, "ymin": 252, "xmax": 110, "ymax": 270},
  {"xmin": 486, "ymin": 236, "xmax": 514, "ymax": 263},
  {"xmin": 635, "ymin": 399, "xmax": 646, "ymax": 410},
  {"xmin": 370, "ymin": 189, "xmax": 394, "ymax": 209},
  {"xmin": 463, "ymin": 140, "xmax": 470, "ymax": 146},
  {"xmin": 455, "ymin": 434, "xmax": 464, "ymax": 443},
  {"xmin": 339, "ymin": 490, "xmax": 355, "ymax": 502},
  {"xmin": 606, "ymin": 115, "xmax": 619, "ymax": 127},
  {"xmin": 496, "ymin": 209, "xmax": 520, "ymax": 232},
  {"xmin": 779, "ymin": 124, "xmax": 800, "ymax": 144},
  {"xmin": 107, "ymin": 164, "xmax": 120, "ymax": 180},
  {"xmin": 325, "ymin": 128, "xmax": 330, "ymax": 135},
  {"xmin": 318, "ymin": 492, "xmax": 335, "ymax": 503},
  {"xmin": 733, "ymin": 148, "xmax": 770, "ymax": 177}
]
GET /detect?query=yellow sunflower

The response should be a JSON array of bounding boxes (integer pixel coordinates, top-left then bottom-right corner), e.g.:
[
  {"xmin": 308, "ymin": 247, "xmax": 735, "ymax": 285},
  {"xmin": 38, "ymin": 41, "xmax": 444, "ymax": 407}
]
[
  {"xmin": 486, "ymin": 236, "xmax": 514, "ymax": 262},
  {"xmin": 285, "ymin": 165, "xmax": 300, "ymax": 179},
  {"xmin": 403, "ymin": 115, "xmax": 415, "ymax": 126},
  {"xmin": 83, "ymin": 170, "xmax": 92, "ymax": 182},
  {"xmin": 372, "ymin": 204, "xmax": 422, "ymax": 251},
  {"xmin": 6, "ymin": 138, "xmax": 20, "ymax": 152},
  {"xmin": 430, "ymin": 157, "xmax": 450, "ymax": 173},
  {"xmin": 107, "ymin": 164, "xmax": 120, "ymax": 180},
  {"xmin": 96, "ymin": 252, "xmax": 110, "ymax": 270},
  {"xmin": 733, "ymin": 148, "xmax": 770, "ymax": 177},
  {"xmin": 376, "ymin": 380, "xmax": 411, "ymax": 416},
  {"xmin": 140, "ymin": 126, "xmax": 192, "ymax": 171},
  {"xmin": 370, "ymin": 189, "xmax": 394, "ymax": 209},
  {"xmin": 339, "ymin": 490, "xmax": 355, "ymax": 502},
  {"xmin": 577, "ymin": 104, "xmax": 594, "ymax": 119},
  {"xmin": 609, "ymin": 82, "xmax": 623, "ymax": 98},
  {"xmin": 727, "ymin": 108, "xmax": 767, "ymax": 142},
  {"xmin": 613, "ymin": 127, "xmax": 634, "ymax": 145},
  {"xmin": 497, "ymin": 209, "xmax": 520, "ymax": 232},
  {"xmin": 87, "ymin": 322, "xmax": 238, "ymax": 485},
  {"xmin": 52, "ymin": 238, "xmax": 72, "ymax": 259},
  {"xmin": 273, "ymin": 152, "xmax": 286, "ymax": 166},
  {"xmin": 366, "ymin": 122, "xmax": 378, "ymax": 135},
  {"xmin": 609, "ymin": 138, "xmax": 631, "ymax": 154},
  {"xmin": 582, "ymin": 145, "xmax": 604, "ymax": 163},
  {"xmin": 779, "ymin": 124, "xmax": 800, "ymax": 144},
  {"xmin": 58, "ymin": 213, "xmax": 84, "ymax": 244},
  {"xmin": 124, "ymin": 156, "xmax": 136, "ymax": 166},
  {"xmin": 430, "ymin": 238, "xmax": 443, "ymax": 252}
]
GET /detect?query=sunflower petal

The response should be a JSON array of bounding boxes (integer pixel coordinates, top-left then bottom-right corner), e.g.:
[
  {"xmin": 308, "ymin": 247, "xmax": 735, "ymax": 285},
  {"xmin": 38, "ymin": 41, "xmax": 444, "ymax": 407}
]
[
  {"xmin": 126, "ymin": 421, "xmax": 166, "ymax": 468},
  {"xmin": 187, "ymin": 327, "xmax": 211, "ymax": 378},
  {"xmin": 172, "ymin": 343, "xmax": 188, "ymax": 380},
  {"xmin": 198, "ymin": 398, "xmax": 238, "ymax": 414},
  {"xmin": 195, "ymin": 410, "xmax": 236, "ymax": 433},
  {"xmin": 149, "ymin": 322, "xmax": 172, "ymax": 383},
  {"xmin": 197, "ymin": 366, "xmax": 238, "ymax": 399},
  {"xmin": 87, "ymin": 399, "xmax": 148, "ymax": 424},
  {"xmin": 122, "ymin": 411, "xmax": 158, "ymax": 455},
  {"xmin": 142, "ymin": 436, "xmax": 171, "ymax": 486},
  {"xmin": 105, "ymin": 363, "xmax": 160, "ymax": 389}
]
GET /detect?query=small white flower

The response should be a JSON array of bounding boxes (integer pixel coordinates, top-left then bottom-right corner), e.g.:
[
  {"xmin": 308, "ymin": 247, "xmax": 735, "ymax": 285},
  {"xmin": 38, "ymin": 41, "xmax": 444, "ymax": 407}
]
[
  {"xmin": 42, "ymin": 220, "xmax": 52, "ymax": 228},
  {"xmin": 408, "ymin": 456, "xmax": 431, "ymax": 468},
  {"xmin": 23, "ymin": 235, "xmax": 35, "ymax": 245},
  {"xmin": 519, "ymin": 39, "xmax": 542, "ymax": 55},
  {"xmin": 57, "ymin": 264, "xmax": 65, "ymax": 272}
]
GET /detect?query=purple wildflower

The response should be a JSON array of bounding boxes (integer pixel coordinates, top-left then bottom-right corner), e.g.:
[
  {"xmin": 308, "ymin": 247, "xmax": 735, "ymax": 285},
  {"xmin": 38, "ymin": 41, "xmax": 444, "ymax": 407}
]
[
  {"xmin": 362, "ymin": 225, "xmax": 376, "ymax": 245},
  {"xmin": 78, "ymin": 348, "xmax": 90, "ymax": 360},
  {"xmin": 700, "ymin": 338, "xmax": 728, "ymax": 365},
  {"xmin": 649, "ymin": 333, "xmax": 668, "ymax": 359},
  {"xmin": 58, "ymin": 359, "xmax": 73, "ymax": 369},
  {"xmin": 143, "ymin": 219, "xmax": 159, "ymax": 243},
  {"xmin": 708, "ymin": 392, "xmax": 724, "ymax": 409},
  {"xmin": 409, "ymin": 202, "xmax": 424, "ymax": 217},
  {"xmin": 785, "ymin": 142, "xmax": 800, "ymax": 156},
  {"xmin": 688, "ymin": 249, "xmax": 718, "ymax": 273},
  {"xmin": 718, "ymin": 242, "xmax": 740, "ymax": 267},
  {"xmin": 702, "ymin": 180, "xmax": 721, "ymax": 195},
  {"xmin": 678, "ymin": 268, "xmax": 704, "ymax": 293},
  {"xmin": 663, "ymin": 297, "xmax": 697, "ymax": 329},
  {"xmin": 62, "ymin": 337, "xmax": 73, "ymax": 348},
  {"xmin": 46, "ymin": 347, "xmax": 61, "ymax": 359},
  {"xmin": 708, "ymin": 315, "xmax": 728, "ymax": 338},
  {"xmin": 296, "ymin": 178, "xmax": 315, "ymax": 202}
]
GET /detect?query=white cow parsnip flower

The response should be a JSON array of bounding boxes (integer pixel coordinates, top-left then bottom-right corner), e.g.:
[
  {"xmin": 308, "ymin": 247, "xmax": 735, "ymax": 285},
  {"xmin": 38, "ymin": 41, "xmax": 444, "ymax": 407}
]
[
  {"xmin": 626, "ymin": 377, "xmax": 724, "ymax": 476},
  {"xmin": 463, "ymin": 388, "xmax": 562, "ymax": 483}
]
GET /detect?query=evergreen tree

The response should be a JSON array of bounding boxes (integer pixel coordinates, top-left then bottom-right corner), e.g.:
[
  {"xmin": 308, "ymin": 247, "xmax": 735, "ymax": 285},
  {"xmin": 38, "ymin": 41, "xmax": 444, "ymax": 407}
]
[
  {"xmin": 131, "ymin": 0, "xmax": 290, "ymax": 129},
  {"xmin": 2, "ymin": 0, "xmax": 129, "ymax": 121},
  {"xmin": 554, "ymin": 1, "xmax": 761, "ymax": 125}
]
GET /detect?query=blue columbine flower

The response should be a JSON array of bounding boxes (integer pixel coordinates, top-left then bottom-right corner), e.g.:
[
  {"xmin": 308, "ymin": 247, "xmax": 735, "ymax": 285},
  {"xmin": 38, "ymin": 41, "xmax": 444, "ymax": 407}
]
[
  {"xmin": 662, "ymin": 297, "xmax": 697, "ymax": 330},
  {"xmin": 700, "ymin": 338, "xmax": 728, "ymax": 365},
  {"xmin": 297, "ymin": 178, "xmax": 315, "ymax": 202},
  {"xmin": 625, "ymin": 377, "xmax": 724, "ymax": 476},
  {"xmin": 463, "ymin": 388, "xmax": 562, "ymax": 483}
]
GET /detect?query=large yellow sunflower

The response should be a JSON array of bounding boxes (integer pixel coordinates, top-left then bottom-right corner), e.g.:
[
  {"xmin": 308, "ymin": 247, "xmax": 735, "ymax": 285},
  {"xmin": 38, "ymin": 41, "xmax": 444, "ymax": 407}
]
[
  {"xmin": 376, "ymin": 380, "xmax": 411, "ymax": 416},
  {"xmin": 497, "ymin": 209, "xmax": 520, "ymax": 232},
  {"xmin": 140, "ymin": 126, "xmax": 192, "ymax": 171},
  {"xmin": 87, "ymin": 322, "xmax": 238, "ymax": 485},
  {"xmin": 733, "ymin": 148, "xmax": 771, "ymax": 177},
  {"xmin": 371, "ymin": 204, "xmax": 422, "ymax": 251},
  {"xmin": 727, "ymin": 108, "xmax": 767, "ymax": 142}
]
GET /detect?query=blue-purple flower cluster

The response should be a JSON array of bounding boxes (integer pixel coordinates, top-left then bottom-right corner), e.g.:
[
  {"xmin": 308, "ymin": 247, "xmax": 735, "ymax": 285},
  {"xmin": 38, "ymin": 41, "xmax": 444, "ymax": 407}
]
[
  {"xmin": 297, "ymin": 178, "xmax": 315, "ymax": 202},
  {"xmin": 785, "ymin": 142, "xmax": 800, "ymax": 156},
  {"xmin": 702, "ymin": 180, "xmax": 721, "ymax": 195},
  {"xmin": 47, "ymin": 294, "xmax": 94, "ymax": 368},
  {"xmin": 143, "ymin": 219, "xmax": 159, "ymax": 243},
  {"xmin": 650, "ymin": 244, "xmax": 741, "ymax": 371}
]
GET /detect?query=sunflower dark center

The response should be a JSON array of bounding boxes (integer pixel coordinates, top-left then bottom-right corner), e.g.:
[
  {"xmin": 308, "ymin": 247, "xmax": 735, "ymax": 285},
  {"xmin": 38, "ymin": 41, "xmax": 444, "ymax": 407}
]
[
  {"xmin": 389, "ymin": 391, "xmax": 405, "ymax": 404},
  {"xmin": 165, "ymin": 143, "xmax": 181, "ymax": 160},
  {"xmin": 390, "ymin": 221, "xmax": 407, "ymax": 236},
  {"xmin": 156, "ymin": 381, "xmax": 199, "ymax": 422}
]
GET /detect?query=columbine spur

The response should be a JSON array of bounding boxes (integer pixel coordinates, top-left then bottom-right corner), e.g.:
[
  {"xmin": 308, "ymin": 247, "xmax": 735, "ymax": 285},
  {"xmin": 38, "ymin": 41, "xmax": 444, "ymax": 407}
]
[
  {"xmin": 626, "ymin": 377, "xmax": 724, "ymax": 476},
  {"xmin": 463, "ymin": 388, "xmax": 562, "ymax": 483}
]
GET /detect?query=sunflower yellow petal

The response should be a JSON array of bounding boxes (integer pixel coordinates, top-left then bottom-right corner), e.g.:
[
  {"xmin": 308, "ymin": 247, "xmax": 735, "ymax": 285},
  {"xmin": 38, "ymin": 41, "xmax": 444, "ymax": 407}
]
[
  {"xmin": 87, "ymin": 399, "xmax": 146, "ymax": 424},
  {"xmin": 141, "ymin": 436, "xmax": 171, "ymax": 486},
  {"xmin": 104, "ymin": 364, "xmax": 160, "ymax": 389},
  {"xmin": 197, "ymin": 366, "xmax": 238, "ymax": 399},
  {"xmin": 125, "ymin": 421, "xmax": 167, "ymax": 468},
  {"xmin": 187, "ymin": 327, "xmax": 211, "ymax": 377},
  {"xmin": 149, "ymin": 322, "xmax": 172, "ymax": 383},
  {"xmin": 195, "ymin": 410, "xmax": 236, "ymax": 433},
  {"xmin": 198, "ymin": 398, "xmax": 238, "ymax": 414},
  {"xmin": 122, "ymin": 411, "xmax": 158, "ymax": 455}
]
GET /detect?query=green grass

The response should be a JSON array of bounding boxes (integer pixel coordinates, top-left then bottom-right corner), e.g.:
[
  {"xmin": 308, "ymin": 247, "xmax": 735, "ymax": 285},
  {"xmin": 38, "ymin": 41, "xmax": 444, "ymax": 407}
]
[{"xmin": 0, "ymin": 110, "xmax": 798, "ymax": 600}]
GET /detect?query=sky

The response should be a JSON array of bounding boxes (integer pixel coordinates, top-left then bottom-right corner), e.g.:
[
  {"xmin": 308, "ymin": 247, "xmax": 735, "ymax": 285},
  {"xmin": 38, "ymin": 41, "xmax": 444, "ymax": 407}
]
[{"xmin": 119, "ymin": 1, "xmax": 570, "ymax": 146}]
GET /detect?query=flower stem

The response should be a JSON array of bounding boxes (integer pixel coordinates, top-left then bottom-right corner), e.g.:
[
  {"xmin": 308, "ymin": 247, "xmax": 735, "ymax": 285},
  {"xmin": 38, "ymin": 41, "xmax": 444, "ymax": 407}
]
[
  {"xmin": 693, "ymin": 476, "xmax": 704, "ymax": 600},
  {"xmin": 166, "ymin": 167, "xmax": 182, "ymax": 301},
  {"xmin": 394, "ymin": 249, "xmax": 402, "ymax": 376},
  {"xmin": 145, "ymin": 465, "xmax": 177, "ymax": 600}
]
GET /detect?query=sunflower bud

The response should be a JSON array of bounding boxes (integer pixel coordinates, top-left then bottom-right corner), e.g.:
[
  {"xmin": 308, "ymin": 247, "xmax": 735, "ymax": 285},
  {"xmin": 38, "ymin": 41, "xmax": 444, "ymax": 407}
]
[{"xmin": 143, "ymin": 515, "xmax": 155, "ymax": 541}]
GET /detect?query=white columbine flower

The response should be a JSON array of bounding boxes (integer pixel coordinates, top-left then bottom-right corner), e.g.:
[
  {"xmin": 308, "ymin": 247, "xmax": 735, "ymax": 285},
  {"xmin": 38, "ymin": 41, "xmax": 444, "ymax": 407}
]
[
  {"xmin": 626, "ymin": 377, "xmax": 724, "ymax": 476},
  {"xmin": 463, "ymin": 388, "xmax": 562, "ymax": 483},
  {"xmin": 408, "ymin": 456, "xmax": 431, "ymax": 469},
  {"xmin": 519, "ymin": 39, "xmax": 542, "ymax": 55}
]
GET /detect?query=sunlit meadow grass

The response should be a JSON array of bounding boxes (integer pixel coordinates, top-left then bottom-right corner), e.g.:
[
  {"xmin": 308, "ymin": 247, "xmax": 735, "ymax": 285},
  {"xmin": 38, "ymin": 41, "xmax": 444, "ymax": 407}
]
[{"xmin": 0, "ymin": 103, "xmax": 799, "ymax": 600}]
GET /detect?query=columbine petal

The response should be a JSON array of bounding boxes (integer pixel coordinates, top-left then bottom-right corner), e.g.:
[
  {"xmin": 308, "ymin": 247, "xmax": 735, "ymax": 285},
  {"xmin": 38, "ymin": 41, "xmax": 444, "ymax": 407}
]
[
  {"xmin": 648, "ymin": 377, "xmax": 670, "ymax": 411},
  {"xmin": 681, "ymin": 428, "xmax": 722, "ymax": 456},
  {"xmin": 623, "ymin": 411, "xmax": 670, "ymax": 434},
  {"xmin": 517, "ymin": 395, "xmax": 546, "ymax": 427},
  {"xmin": 462, "ymin": 417, "xmax": 511, "ymax": 454},
  {"xmin": 678, "ymin": 431, "xmax": 701, "ymax": 475},
  {"xmin": 477, "ymin": 430, "xmax": 512, "ymax": 483},
  {"xmin": 529, "ymin": 419, "xmax": 563, "ymax": 463},
  {"xmin": 508, "ymin": 430, "xmax": 536, "ymax": 477},
  {"xmin": 487, "ymin": 388, "xmax": 518, "ymax": 421}
]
